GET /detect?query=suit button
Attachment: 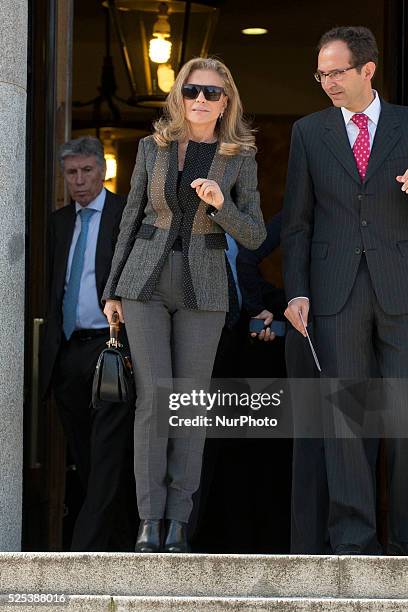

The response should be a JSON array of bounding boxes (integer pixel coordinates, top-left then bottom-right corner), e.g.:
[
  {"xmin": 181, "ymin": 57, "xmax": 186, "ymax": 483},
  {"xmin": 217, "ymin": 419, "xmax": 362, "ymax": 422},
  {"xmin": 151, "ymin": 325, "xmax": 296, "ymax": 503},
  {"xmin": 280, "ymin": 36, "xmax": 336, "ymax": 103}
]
[
  {"xmin": 357, "ymin": 194, "xmax": 363, "ymax": 200},
  {"xmin": 361, "ymin": 220, "xmax": 368, "ymax": 227},
  {"xmin": 355, "ymin": 247, "xmax": 361, "ymax": 254}
]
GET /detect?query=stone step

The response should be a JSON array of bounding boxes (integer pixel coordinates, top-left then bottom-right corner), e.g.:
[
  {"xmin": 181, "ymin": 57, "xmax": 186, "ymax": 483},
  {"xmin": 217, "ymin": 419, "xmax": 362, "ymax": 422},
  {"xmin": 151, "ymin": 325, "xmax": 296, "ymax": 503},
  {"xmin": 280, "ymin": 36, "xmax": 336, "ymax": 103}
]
[
  {"xmin": 1, "ymin": 596, "xmax": 408, "ymax": 612},
  {"xmin": 1, "ymin": 553, "xmax": 407, "ymax": 601}
]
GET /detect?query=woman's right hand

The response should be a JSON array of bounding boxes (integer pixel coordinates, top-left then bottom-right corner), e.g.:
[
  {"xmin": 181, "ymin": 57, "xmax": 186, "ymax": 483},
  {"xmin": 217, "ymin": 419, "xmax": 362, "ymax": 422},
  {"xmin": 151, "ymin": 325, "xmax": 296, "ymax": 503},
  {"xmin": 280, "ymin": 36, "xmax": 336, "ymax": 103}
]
[{"xmin": 103, "ymin": 299, "xmax": 124, "ymax": 324}]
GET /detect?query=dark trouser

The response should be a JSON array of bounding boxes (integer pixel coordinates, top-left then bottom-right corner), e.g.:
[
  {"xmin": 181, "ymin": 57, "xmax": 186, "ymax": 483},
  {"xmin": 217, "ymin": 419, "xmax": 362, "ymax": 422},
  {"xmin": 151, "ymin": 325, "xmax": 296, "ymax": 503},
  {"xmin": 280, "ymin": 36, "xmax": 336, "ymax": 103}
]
[
  {"xmin": 53, "ymin": 330, "xmax": 136, "ymax": 551},
  {"xmin": 190, "ymin": 317, "xmax": 247, "ymax": 547},
  {"xmin": 122, "ymin": 251, "xmax": 225, "ymax": 523},
  {"xmin": 286, "ymin": 324, "xmax": 330, "ymax": 554},
  {"xmin": 313, "ymin": 257, "xmax": 408, "ymax": 553}
]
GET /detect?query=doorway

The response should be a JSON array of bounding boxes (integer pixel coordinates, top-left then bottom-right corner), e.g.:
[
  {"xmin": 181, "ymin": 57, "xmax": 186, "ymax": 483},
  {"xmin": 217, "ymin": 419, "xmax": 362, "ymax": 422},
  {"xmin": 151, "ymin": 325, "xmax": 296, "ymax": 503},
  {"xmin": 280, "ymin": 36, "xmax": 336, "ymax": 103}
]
[{"xmin": 23, "ymin": 0, "xmax": 406, "ymax": 552}]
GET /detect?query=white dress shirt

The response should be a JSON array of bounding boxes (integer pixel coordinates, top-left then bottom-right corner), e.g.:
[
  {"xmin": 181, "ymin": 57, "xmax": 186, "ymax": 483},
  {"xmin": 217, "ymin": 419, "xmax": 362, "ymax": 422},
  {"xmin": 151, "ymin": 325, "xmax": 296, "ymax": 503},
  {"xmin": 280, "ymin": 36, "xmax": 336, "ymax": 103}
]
[
  {"xmin": 341, "ymin": 89, "xmax": 381, "ymax": 149},
  {"xmin": 64, "ymin": 188, "xmax": 108, "ymax": 329},
  {"xmin": 225, "ymin": 234, "xmax": 242, "ymax": 309}
]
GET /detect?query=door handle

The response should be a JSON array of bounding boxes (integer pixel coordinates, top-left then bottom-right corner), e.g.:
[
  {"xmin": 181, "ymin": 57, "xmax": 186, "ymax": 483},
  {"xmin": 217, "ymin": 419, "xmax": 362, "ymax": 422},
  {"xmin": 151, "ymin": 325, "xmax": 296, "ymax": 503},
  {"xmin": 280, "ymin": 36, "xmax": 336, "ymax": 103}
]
[{"xmin": 30, "ymin": 317, "xmax": 44, "ymax": 469}]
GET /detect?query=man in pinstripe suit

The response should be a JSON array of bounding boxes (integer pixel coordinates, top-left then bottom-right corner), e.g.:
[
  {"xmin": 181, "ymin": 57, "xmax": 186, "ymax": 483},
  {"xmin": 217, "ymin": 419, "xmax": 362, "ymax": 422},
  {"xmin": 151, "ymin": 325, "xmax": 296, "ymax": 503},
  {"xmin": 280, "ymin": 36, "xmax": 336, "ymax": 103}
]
[{"xmin": 282, "ymin": 26, "xmax": 408, "ymax": 554}]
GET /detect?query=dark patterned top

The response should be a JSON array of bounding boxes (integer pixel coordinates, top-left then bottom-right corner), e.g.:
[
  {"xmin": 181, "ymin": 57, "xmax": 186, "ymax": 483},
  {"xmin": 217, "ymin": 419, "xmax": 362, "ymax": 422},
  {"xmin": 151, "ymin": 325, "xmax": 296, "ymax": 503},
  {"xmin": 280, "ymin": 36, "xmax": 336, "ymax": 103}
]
[{"xmin": 172, "ymin": 141, "xmax": 217, "ymax": 252}]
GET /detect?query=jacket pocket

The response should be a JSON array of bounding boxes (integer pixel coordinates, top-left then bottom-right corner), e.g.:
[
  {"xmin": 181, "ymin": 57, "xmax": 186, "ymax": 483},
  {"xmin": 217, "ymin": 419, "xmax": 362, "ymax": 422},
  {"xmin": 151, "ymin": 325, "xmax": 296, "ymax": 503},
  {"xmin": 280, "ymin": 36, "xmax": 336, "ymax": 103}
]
[
  {"xmin": 397, "ymin": 240, "xmax": 408, "ymax": 257},
  {"xmin": 136, "ymin": 224, "xmax": 157, "ymax": 240},
  {"xmin": 311, "ymin": 242, "xmax": 328, "ymax": 259},
  {"xmin": 205, "ymin": 233, "xmax": 228, "ymax": 250}
]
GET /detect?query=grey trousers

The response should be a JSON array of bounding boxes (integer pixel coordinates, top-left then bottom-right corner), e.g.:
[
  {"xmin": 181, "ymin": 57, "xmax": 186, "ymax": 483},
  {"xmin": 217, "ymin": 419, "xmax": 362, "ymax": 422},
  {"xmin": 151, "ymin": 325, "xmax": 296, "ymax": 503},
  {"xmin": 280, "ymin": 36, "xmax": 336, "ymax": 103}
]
[{"xmin": 123, "ymin": 251, "xmax": 225, "ymax": 522}]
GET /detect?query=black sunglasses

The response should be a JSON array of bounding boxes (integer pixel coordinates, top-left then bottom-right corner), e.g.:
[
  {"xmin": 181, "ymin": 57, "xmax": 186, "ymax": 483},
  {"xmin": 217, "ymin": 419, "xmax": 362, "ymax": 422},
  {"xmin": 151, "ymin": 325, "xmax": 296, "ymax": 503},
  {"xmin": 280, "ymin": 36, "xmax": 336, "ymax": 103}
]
[{"xmin": 182, "ymin": 83, "xmax": 225, "ymax": 101}]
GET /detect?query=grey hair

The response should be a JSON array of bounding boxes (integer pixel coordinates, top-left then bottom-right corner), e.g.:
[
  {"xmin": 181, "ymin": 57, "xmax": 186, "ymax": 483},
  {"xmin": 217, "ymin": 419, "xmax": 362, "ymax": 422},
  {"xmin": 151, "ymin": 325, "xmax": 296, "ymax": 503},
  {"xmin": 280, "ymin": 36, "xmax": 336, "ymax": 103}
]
[{"xmin": 59, "ymin": 136, "xmax": 106, "ymax": 169}]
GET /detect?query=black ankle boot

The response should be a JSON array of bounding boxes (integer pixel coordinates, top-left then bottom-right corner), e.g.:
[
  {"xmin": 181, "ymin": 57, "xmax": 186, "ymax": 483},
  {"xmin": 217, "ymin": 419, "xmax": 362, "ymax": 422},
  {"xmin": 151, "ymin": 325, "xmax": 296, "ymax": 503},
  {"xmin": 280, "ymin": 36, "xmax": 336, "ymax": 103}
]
[
  {"xmin": 135, "ymin": 519, "xmax": 162, "ymax": 553},
  {"xmin": 163, "ymin": 520, "xmax": 190, "ymax": 553}
]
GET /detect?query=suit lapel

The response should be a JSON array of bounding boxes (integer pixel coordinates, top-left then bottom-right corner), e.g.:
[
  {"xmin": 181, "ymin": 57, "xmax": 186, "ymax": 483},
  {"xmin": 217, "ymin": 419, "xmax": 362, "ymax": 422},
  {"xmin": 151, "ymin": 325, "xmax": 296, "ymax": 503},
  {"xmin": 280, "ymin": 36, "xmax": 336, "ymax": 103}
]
[
  {"xmin": 95, "ymin": 190, "xmax": 117, "ymax": 300},
  {"xmin": 364, "ymin": 100, "xmax": 401, "ymax": 182},
  {"xmin": 207, "ymin": 147, "xmax": 228, "ymax": 186},
  {"xmin": 322, "ymin": 107, "xmax": 361, "ymax": 185},
  {"xmin": 164, "ymin": 140, "xmax": 181, "ymax": 215},
  {"xmin": 55, "ymin": 204, "xmax": 76, "ymax": 301},
  {"xmin": 164, "ymin": 141, "xmax": 228, "ymax": 212}
]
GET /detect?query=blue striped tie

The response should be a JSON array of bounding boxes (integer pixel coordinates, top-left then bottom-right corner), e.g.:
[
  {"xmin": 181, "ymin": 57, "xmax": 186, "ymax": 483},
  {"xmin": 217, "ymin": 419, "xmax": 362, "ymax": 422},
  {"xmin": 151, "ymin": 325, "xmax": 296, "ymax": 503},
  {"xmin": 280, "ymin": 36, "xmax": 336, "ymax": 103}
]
[{"xmin": 63, "ymin": 208, "xmax": 96, "ymax": 339}]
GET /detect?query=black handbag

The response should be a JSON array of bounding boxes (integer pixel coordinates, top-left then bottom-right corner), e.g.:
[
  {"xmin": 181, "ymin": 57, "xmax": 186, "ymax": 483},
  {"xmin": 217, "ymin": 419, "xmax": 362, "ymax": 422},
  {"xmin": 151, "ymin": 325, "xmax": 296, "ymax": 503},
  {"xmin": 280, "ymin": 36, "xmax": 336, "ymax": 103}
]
[{"xmin": 92, "ymin": 312, "xmax": 136, "ymax": 406}]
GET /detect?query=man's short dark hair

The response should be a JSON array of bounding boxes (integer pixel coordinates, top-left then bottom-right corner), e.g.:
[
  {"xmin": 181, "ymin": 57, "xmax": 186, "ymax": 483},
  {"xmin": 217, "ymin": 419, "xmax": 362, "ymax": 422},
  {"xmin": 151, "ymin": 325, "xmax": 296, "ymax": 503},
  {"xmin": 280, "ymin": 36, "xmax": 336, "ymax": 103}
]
[
  {"xmin": 59, "ymin": 136, "xmax": 105, "ymax": 169},
  {"xmin": 318, "ymin": 26, "xmax": 379, "ymax": 69}
]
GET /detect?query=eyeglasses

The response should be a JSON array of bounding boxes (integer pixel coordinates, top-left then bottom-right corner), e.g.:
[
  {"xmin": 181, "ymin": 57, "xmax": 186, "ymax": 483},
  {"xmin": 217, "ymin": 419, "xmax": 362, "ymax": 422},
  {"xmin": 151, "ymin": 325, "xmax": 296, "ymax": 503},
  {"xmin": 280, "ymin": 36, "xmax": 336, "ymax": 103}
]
[
  {"xmin": 182, "ymin": 83, "xmax": 225, "ymax": 101},
  {"xmin": 314, "ymin": 64, "xmax": 362, "ymax": 83}
]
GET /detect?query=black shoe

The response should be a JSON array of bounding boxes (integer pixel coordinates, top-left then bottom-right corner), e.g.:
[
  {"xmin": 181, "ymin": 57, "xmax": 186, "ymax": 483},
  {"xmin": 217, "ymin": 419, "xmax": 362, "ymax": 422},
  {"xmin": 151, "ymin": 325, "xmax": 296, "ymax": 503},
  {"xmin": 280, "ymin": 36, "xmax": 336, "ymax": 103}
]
[
  {"xmin": 388, "ymin": 541, "xmax": 408, "ymax": 556},
  {"xmin": 135, "ymin": 519, "xmax": 162, "ymax": 553},
  {"xmin": 163, "ymin": 520, "xmax": 190, "ymax": 553},
  {"xmin": 334, "ymin": 544, "xmax": 363, "ymax": 555}
]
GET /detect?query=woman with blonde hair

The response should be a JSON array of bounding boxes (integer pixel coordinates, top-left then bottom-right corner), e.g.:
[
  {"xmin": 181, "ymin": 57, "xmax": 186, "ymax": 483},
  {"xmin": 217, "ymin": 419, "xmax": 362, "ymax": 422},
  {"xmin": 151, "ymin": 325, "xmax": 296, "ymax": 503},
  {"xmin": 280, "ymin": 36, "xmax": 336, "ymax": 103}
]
[{"xmin": 103, "ymin": 56, "xmax": 266, "ymax": 553}]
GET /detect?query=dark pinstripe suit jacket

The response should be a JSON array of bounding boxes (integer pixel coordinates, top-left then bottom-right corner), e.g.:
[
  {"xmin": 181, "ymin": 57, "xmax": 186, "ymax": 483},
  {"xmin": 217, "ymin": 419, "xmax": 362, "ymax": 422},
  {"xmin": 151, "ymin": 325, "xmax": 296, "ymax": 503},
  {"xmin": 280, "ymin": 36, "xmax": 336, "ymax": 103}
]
[
  {"xmin": 282, "ymin": 100, "xmax": 408, "ymax": 316},
  {"xmin": 103, "ymin": 136, "xmax": 266, "ymax": 312}
]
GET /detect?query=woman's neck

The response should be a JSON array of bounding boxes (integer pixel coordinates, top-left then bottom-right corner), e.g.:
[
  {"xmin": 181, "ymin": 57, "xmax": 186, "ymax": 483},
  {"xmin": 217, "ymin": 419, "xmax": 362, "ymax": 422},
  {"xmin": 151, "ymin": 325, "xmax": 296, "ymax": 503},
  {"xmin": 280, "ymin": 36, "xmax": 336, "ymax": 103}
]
[{"xmin": 187, "ymin": 124, "xmax": 217, "ymax": 143}]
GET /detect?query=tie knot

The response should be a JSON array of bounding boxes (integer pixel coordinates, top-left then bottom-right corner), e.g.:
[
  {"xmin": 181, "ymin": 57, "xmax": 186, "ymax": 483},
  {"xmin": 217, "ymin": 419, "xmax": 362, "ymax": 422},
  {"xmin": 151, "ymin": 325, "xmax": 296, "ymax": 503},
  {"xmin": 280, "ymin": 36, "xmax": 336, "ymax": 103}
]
[
  {"xmin": 351, "ymin": 113, "xmax": 368, "ymax": 129},
  {"xmin": 79, "ymin": 207, "xmax": 96, "ymax": 224}
]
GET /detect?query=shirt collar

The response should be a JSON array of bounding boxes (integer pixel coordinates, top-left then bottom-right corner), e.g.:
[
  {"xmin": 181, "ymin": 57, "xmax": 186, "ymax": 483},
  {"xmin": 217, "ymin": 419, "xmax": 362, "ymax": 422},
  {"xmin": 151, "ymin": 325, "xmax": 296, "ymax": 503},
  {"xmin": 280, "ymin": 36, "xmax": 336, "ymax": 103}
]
[
  {"xmin": 75, "ymin": 187, "xmax": 106, "ymax": 214},
  {"xmin": 341, "ymin": 89, "xmax": 381, "ymax": 127}
]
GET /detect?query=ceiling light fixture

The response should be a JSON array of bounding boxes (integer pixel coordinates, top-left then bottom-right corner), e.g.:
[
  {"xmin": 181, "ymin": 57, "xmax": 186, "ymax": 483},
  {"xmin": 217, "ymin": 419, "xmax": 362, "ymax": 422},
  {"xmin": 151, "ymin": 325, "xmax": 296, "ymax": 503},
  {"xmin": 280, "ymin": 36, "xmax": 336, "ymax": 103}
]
[
  {"xmin": 242, "ymin": 27, "xmax": 268, "ymax": 35},
  {"xmin": 149, "ymin": 3, "xmax": 172, "ymax": 64},
  {"xmin": 103, "ymin": 0, "xmax": 220, "ymax": 107}
]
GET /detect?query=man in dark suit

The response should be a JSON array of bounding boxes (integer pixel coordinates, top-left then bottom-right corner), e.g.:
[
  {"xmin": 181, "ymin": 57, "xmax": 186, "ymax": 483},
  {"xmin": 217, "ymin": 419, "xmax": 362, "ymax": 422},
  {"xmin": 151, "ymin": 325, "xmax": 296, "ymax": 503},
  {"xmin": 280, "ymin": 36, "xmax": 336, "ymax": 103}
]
[
  {"xmin": 238, "ymin": 212, "xmax": 284, "ymax": 346},
  {"xmin": 41, "ymin": 136, "xmax": 135, "ymax": 551},
  {"xmin": 282, "ymin": 26, "xmax": 408, "ymax": 554},
  {"xmin": 192, "ymin": 218, "xmax": 289, "ymax": 553},
  {"xmin": 238, "ymin": 213, "xmax": 326, "ymax": 554}
]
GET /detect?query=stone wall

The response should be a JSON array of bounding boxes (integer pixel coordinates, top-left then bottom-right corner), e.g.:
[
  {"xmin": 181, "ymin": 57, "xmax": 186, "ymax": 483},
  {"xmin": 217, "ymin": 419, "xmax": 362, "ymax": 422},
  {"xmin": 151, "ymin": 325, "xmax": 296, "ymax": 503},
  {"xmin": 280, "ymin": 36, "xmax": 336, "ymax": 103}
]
[{"xmin": 0, "ymin": 0, "xmax": 27, "ymax": 550}]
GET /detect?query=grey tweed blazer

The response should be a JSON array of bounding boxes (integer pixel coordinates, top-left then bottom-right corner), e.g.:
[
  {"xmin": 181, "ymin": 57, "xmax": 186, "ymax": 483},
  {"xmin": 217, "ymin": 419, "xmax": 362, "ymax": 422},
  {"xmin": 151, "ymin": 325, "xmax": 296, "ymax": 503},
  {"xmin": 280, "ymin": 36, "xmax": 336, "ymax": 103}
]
[
  {"xmin": 282, "ymin": 100, "xmax": 408, "ymax": 316},
  {"xmin": 103, "ymin": 135, "xmax": 266, "ymax": 311}
]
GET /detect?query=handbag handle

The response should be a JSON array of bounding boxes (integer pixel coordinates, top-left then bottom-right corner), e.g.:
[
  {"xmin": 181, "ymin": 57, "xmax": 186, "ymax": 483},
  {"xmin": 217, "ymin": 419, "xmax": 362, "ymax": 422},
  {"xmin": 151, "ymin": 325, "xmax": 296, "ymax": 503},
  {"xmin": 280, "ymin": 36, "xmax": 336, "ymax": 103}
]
[{"xmin": 108, "ymin": 311, "xmax": 121, "ymax": 348}]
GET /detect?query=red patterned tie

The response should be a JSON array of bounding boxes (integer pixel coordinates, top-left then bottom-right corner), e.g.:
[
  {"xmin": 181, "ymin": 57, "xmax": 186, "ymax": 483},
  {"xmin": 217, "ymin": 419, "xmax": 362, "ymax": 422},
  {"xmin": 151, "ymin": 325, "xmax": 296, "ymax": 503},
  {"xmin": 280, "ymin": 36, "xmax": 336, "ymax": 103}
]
[{"xmin": 351, "ymin": 113, "xmax": 370, "ymax": 180}]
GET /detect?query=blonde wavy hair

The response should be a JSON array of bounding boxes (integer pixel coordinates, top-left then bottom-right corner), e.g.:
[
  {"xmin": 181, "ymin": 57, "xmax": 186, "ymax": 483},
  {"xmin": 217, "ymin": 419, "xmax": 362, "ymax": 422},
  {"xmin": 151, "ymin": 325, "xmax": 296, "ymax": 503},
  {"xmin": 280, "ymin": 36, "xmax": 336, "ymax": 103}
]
[{"xmin": 153, "ymin": 57, "xmax": 256, "ymax": 155}]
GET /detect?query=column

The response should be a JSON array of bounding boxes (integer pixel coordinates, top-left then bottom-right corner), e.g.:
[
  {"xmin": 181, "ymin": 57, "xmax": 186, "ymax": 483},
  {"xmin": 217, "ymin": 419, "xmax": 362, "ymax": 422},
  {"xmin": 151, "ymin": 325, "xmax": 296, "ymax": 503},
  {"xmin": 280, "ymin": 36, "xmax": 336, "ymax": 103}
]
[{"xmin": 0, "ymin": 0, "xmax": 28, "ymax": 550}]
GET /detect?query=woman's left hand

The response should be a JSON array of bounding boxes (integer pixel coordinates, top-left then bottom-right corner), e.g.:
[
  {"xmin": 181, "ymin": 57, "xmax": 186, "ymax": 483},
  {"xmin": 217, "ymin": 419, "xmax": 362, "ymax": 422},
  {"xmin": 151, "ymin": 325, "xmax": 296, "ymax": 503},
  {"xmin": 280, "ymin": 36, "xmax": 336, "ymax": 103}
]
[{"xmin": 191, "ymin": 178, "xmax": 224, "ymax": 209}]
